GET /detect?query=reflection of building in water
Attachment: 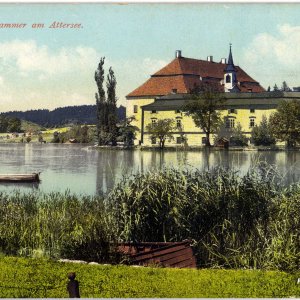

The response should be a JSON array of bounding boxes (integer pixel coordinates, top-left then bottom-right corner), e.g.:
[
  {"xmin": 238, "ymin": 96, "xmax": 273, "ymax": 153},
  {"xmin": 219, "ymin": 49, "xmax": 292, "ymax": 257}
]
[{"xmin": 95, "ymin": 148, "xmax": 300, "ymax": 194}]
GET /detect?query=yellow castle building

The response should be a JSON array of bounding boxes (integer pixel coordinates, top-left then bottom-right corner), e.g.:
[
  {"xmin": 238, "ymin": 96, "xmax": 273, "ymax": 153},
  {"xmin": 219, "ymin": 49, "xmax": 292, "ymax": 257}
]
[{"xmin": 126, "ymin": 46, "xmax": 300, "ymax": 147}]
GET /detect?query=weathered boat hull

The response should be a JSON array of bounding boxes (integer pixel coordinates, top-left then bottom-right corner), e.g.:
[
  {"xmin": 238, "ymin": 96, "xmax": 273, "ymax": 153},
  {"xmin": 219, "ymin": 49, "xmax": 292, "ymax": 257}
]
[
  {"xmin": 118, "ymin": 240, "xmax": 197, "ymax": 268},
  {"xmin": 0, "ymin": 173, "xmax": 40, "ymax": 183}
]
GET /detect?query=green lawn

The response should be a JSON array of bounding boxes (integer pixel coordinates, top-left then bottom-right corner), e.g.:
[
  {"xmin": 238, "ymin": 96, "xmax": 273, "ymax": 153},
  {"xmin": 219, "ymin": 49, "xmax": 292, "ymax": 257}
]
[
  {"xmin": 0, "ymin": 126, "xmax": 70, "ymax": 143},
  {"xmin": 0, "ymin": 256, "xmax": 299, "ymax": 298}
]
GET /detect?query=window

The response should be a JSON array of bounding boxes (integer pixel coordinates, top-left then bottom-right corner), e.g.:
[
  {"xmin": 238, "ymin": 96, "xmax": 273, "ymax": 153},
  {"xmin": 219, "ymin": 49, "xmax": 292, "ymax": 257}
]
[
  {"xmin": 176, "ymin": 119, "xmax": 182, "ymax": 129},
  {"xmin": 250, "ymin": 118, "xmax": 255, "ymax": 128},
  {"xmin": 226, "ymin": 118, "xmax": 235, "ymax": 128},
  {"xmin": 175, "ymin": 110, "xmax": 181, "ymax": 114},
  {"xmin": 228, "ymin": 108, "xmax": 236, "ymax": 114},
  {"xmin": 176, "ymin": 137, "xmax": 182, "ymax": 144},
  {"xmin": 202, "ymin": 137, "xmax": 207, "ymax": 145},
  {"xmin": 151, "ymin": 110, "xmax": 157, "ymax": 114},
  {"xmin": 133, "ymin": 105, "xmax": 138, "ymax": 113},
  {"xmin": 151, "ymin": 137, "xmax": 156, "ymax": 144},
  {"xmin": 151, "ymin": 119, "xmax": 157, "ymax": 125},
  {"xmin": 250, "ymin": 108, "xmax": 255, "ymax": 113},
  {"xmin": 226, "ymin": 74, "xmax": 231, "ymax": 83}
]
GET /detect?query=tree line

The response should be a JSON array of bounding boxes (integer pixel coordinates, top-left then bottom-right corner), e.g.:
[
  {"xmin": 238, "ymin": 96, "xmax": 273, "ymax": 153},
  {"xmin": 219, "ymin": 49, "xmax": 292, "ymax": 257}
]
[{"xmin": 1, "ymin": 105, "xmax": 126, "ymax": 127}]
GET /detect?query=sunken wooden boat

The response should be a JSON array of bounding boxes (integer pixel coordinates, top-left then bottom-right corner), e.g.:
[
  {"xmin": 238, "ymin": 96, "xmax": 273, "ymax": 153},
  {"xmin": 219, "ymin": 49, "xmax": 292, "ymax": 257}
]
[{"xmin": 0, "ymin": 172, "xmax": 40, "ymax": 183}]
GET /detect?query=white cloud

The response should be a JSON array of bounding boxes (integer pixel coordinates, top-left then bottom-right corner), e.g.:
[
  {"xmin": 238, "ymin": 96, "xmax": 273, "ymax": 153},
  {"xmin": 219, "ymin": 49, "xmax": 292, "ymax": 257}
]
[
  {"xmin": 0, "ymin": 39, "xmax": 168, "ymax": 111},
  {"xmin": 243, "ymin": 24, "xmax": 300, "ymax": 88},
  {"xmin": 0, "ymin": 40, "xmax": 98, "ymax": 76}
]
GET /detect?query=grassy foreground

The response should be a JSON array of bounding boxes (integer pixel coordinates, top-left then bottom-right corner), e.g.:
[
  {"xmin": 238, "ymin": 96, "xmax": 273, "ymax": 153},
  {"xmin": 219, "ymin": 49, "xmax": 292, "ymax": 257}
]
[{"xmin": 0, "ymin": 257, "xmax": 299, "ymax": 298}]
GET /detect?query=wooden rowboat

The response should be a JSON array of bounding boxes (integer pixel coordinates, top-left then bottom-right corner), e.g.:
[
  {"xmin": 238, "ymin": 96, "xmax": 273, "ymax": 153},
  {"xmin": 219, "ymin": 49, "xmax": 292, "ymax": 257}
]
[{"xmin": 0, "ymin": 173, "xmax": 40, "ymax": 183}]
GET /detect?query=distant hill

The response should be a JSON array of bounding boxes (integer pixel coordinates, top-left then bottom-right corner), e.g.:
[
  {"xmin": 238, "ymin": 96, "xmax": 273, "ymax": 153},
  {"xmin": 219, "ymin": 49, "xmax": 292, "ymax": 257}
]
[{"xmin": 1, "ymin": 105, "xmax": 126, "ymax": 127}]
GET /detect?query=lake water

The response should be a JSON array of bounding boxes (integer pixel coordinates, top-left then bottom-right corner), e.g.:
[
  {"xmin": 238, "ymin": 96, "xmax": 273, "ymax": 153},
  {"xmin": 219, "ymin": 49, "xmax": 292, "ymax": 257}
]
[{"xmin": 0, "ymin": 143, "xmax": 300, "ymax": 196}]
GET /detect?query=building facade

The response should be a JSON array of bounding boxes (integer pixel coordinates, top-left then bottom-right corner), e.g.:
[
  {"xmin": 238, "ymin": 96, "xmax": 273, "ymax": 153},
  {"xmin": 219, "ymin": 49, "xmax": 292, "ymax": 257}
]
[{"xmin": 126, "ymin": 47, "xmax": 300, "ymax": 147}]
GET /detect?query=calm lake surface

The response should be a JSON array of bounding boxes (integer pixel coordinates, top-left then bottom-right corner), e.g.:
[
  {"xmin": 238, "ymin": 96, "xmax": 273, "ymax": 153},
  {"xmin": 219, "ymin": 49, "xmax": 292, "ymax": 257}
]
[{"xmin": 0, "ymin": 143, "xmax": 300, "ymax": 196}]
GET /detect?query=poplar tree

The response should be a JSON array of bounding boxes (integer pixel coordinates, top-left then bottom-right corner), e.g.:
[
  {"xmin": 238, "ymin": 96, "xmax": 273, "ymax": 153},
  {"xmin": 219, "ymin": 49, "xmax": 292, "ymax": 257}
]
[
  {"xmin": 95, "ymin": 59, "xmax": 118, "ymax": 146},
  {"xmin": 106, "ymin": 67, "xmax": 118, "ymax": 146},
  {"xmin": 95, "ymin": 57, "xmax": 106, "ymax": 145}
]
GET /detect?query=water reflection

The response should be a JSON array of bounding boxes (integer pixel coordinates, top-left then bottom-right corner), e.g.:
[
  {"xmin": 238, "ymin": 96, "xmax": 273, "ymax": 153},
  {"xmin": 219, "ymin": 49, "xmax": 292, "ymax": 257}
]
[{"xmin": 0, "ymin": 144, "xmax": 299, "ymax": 196}]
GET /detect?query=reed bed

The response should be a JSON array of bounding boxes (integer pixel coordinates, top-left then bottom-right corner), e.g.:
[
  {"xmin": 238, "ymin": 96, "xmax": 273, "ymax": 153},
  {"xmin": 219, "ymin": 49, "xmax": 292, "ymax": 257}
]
[{"xmin": 0, "ymin": 165, "xmax": 300, "ymax": 270}]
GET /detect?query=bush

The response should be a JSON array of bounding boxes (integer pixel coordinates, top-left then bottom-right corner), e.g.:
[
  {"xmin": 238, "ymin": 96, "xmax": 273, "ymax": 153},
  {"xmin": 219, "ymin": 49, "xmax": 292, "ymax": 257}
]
[{"xmin": 251, "ymin": 115, "xmax": 275, "ymax": 146}]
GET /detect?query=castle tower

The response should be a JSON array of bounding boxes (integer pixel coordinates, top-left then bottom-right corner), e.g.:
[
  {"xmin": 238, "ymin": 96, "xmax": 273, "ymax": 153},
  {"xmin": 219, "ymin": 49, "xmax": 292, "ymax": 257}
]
[{"xmin": 224, "ymin": 44, "xmax": 239, "ymax": 92}]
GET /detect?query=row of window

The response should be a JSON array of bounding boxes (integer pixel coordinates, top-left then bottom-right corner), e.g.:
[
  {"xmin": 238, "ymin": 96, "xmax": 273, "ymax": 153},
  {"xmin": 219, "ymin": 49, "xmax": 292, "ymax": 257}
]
[
  {"xmin": 151, "ymin": 118, "xmax": 182, "ymax": 128},
  {"xmin": 151, "ymin": 136, "xmax": 208, "ymax": 145},
  {"xmin": 225, "ymin": 117, "xmax": 255, "ymax": 128},
  {"xmin": 151, "ymin": 118, "xmax": 255, "ymax": 129},
  {"xmin": 151, "ymin": 136, "xmax": 184, "ymax": 145},
  {"xmin": 133, "ymin": 105, "xmax": 256, "ymax": 115},
  {"xmin": 228, "ymin": 108, "xmax": 255, "ymax": 114}
]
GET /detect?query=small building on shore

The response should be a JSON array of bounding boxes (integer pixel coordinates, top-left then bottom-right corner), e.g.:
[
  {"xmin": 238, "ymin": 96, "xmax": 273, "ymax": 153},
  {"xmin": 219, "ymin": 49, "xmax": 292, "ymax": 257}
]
[{"xmin": 126, "ymin": 46, "xmax": 300, "ymax": 147}]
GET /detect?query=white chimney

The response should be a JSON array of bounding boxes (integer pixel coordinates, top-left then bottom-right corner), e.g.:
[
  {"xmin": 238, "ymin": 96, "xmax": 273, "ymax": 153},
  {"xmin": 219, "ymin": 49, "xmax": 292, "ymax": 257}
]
[
  {"xmin": 207, "ymin": 56, "xmax": 213, "ymax": 62},
  {"xmin": 221, "ymin": 58, "xmax": 227, "ymax": 64},
  {"xmin": 175, "ymin": 50, "xmax": 182, "ymax": 58}
]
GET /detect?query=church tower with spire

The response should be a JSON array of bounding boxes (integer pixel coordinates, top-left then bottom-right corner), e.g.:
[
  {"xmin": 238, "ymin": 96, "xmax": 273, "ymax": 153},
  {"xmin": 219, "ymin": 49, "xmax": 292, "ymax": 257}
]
[{"xmin": 224, "ymin": 44, "xmax": 239, "ymax": 92}]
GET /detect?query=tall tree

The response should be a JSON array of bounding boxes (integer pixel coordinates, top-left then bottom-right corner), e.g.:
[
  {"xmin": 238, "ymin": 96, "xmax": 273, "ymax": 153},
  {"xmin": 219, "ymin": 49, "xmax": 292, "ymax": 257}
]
[
  {"xmin": 182, "ymin": 84, "xmax": 226, "ymax": 147},
  {"xmin": 146, "ymin": 119, "xmax": 175, "ymax": 149},
  {"xmin": 273, "ymin": 84, "xmax": 279, "ymax": 91},
  {"xmin": 281, "ymin": 81, "xmax": 291, "ymax": 92},
  {"xmin": 269, "ymin": 100, "xmax": 300, "ymax": 148},
  {"xmin": 106, "ymin": 67, "xmax": 118, "ymax": 146},
  {"xmin": 95, "ymin": 57, "xmax": 106, "ymax": 145}
]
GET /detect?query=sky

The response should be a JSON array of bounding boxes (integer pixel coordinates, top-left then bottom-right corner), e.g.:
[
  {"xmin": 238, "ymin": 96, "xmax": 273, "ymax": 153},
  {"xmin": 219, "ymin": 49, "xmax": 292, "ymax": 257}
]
[{"xmin": 1, "ymin": 3, "xmax": 300, "ymax": 111}]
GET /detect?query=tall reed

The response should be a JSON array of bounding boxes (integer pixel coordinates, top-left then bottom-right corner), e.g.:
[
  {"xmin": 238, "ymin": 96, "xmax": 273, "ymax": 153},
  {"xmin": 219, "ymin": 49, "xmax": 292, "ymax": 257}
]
[
  {"xmin": 0, "ymin": 165, "xmax": 300, "ymax": 270},
  {"xmin": 107, "ymin": 165, "xmax": 300, "ymax": 270},
  {"xmin": 0, "ymin": 191, "xmax": 116, "ymax": 262}
]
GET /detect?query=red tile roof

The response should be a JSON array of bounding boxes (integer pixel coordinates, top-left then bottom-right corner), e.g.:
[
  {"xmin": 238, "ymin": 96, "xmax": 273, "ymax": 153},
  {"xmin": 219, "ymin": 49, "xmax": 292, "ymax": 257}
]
[{"xmin": 127, "ymin": 57, "xmax": 265, "ymax": 98}]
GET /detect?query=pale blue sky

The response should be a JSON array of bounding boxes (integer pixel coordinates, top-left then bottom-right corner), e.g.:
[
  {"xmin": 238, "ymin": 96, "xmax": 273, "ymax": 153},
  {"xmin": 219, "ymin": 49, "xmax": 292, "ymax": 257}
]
[{"xmin": 0, "ymin": 3, "xmax": 300, "ymax": 111}]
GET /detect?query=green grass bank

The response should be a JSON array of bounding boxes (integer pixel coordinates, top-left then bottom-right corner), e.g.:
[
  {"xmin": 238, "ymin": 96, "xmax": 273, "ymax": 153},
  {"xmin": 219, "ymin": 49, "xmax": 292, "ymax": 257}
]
[{"xmin": 0, "ymin": 257, "xmax": 299, "ymax": 298}]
